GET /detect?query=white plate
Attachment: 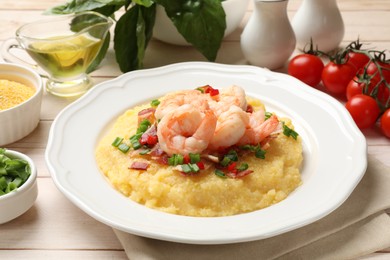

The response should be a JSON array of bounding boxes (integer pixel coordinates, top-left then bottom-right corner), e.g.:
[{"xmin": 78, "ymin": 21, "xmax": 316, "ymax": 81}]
[{"xmin": 45, "ymin": 62, "xmax": 367, "ymax": 244}]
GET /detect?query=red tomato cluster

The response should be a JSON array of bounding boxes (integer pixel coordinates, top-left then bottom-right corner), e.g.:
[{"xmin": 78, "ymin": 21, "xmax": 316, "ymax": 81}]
[{"xmin": 287, "ymin": 40, "xmax": 390, "ymax": 138}]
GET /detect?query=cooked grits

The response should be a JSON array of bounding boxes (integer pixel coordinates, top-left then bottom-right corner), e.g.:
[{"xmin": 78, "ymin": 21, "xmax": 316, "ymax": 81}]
[{"xmin": 95, "ymin": 97, "xmax": 303, "ymax": 217}]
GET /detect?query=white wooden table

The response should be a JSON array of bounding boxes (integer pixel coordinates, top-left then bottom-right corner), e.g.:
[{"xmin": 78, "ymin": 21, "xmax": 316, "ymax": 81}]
[{"xmin": 1, "ymin": 0, "xmax": 389, "ymax": 258}]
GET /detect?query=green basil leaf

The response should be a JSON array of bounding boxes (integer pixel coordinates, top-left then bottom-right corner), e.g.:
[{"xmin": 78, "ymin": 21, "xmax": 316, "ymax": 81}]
[
  {"xmin": 114, "ymin": 4, "xmax": 156, "ymax": 72},
  {"xmin": 45, "ymin": 0, "xmax": 126, "ymax": 14},
  {"xmin": 133, "ymin": 0, "xmax": 155, "ymax": 8},
  {"xmin": 155, "ymin": 0, "xmax": 226, "ymax": 61}
]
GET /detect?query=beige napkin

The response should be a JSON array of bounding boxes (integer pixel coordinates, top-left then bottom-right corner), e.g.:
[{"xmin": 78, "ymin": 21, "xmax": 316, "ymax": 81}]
[{"xmin": 114, "ymin": 155, "xmax": 390, "ymax": 259}]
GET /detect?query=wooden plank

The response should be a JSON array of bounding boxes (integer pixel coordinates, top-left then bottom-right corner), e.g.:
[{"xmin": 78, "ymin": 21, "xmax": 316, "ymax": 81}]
[
  {"xmin": 0, "ymin": 178, "xmax": 123, "ymax": 250},
  {"xmin": 0, "ymin": 0, "xmax": 64, "ymax": 10},
  {"xmin": 1, "ymin": 0, "xmax": 390, "ymax": 11},
  {"xmin": 0, "ymin": 250, "xmax": 127, "ymax": 259}
]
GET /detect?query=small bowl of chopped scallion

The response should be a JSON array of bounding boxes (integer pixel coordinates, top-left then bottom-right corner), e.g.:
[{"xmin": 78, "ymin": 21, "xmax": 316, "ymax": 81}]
[{"xmin": 0, "ymin": 148, "xmax": 38, "ymax": 224}]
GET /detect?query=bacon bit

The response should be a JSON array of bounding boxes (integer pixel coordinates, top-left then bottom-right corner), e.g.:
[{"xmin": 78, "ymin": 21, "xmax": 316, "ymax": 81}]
[
  {"xmin": 235, "ymin": 169, "xmax": 254, "ymax": 178},
  {"xmin": 149, "ymin": 145, "xmax": 169, "ymax": 165},
  {"xmin": 153, "ymin": 155, "xmax": 170, "ymax": 165},
  {"xmin": 130, "ymin": 161, "xmax": 149, "ymax": 170},
  {"xmin": 138, "ymin": 107, "xmax": 156, "ymax": 124},
  {"xmin": 150, "ymin": 144, "xmax": 164, "ymax": 157},
  {"xmin": 225, "ymin": 169, "xmax": 254, "ymax": 178}
]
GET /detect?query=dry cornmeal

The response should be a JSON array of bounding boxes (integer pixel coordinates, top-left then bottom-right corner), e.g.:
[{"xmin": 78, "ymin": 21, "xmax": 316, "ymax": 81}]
[
  {"xmin": 0, "ymin": 79, "xmax": 35, "ymax": 111},
  {"xmin": 95, "ymin": 97, "xmax": 303, "ymax": 217}
]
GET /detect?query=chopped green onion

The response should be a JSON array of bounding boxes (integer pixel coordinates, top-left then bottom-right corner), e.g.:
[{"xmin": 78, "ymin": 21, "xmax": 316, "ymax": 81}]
[
  {"xmin": 226, "ymin": 150, "xmax": 238, "ymax": 161},
  {"xmin": 168, "ymin": 154, "xmax": 184, "ymax": 166},
  {"xmin": 0, "ymin": 149, "xmax": 31, "ymax": 196},
  {"xmin": 237, "ymin": 163, "xmax": 249, "ymax": 171},
  {"xmin": 220, "ymin": 156, "xmax": 231, "ymax": 167},
  {"xmin": 112, "ymin": 137, "xmax": 123, "ymax": 147},
  {"xmin": 139, "ymin": 149, "xmax": 151, "ymax": 155},
  {"xmin": 131, "ymin": 140, "xmax": 142, "ymax": 150},
  {"xmin": 240, "ymin": 144, "xmax": 253, "ymax": 151},
  {"xmin": 137, "ymin": 119, "xmax": 151, "ymax": 134},
  {"xmin": 196, "ymin": 87, "xmax": 205, "ymax": 93},
  {"xmin": 189, "ymin": 153, "xmax": 201, "ymax": 163},
  {"xmin": 220, "ymin": 150, "xmax": 238, "ymax": 166},
  {"xmin": 214, "ymin": 169, "xmax": 226, "ymax": 178},
  {"xmin": 181, "ymin": 163, "xmax": 200, "ymax": 174},
  {"xmin": 181, "ymin": 164, "xmax": 192, "ymax": 173},
  {"xmin": 188, "ymin": 163, "xmax": 200, "ymax": 172},
  {"xmin": 240, "ymin": 144, "xmax": 266, "ymax": 159},
  {"xmin": 129, "ymin": 133, "xmax": 143, "ymax": 150},
  {"xmin": 118, "ymin": 143, "xmax": 130, "ymax": 153},
  {"xmin": 265, "ymin": 112, "xmax": 273, "ymax": 120},
  {"xmin": 12, "ymin": 177, "xmax": 23, "ymax": 187},
  {"xmin": 5, "ymin": 182, "xmax": 17, "ymax": 193},
  {"xmin": 0, "ymin": 177, "xmax": 7, "ymax": 191},
  {"xmin": 150, "ymin": 99, "xmax": 160, "ymax": 107},
  {"xmin": 282, "ymin": 123, "xmax": 299, "ymax": 140},
  {"xmin": 255, "ymin": 148, "xmax": 266, "ymax": 159}
]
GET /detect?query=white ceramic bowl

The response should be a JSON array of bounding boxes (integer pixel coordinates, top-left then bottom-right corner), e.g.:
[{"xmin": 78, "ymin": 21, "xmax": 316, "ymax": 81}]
[
  {"xmin": 153, "ymin": 0, "xmax": 250, "ymax": 46},
  {"xmin": 0, "ymin": 149, "xmax": 38, "ymax": 224},
  {"xmin": 0, "ymin": 63, "xmax": 43, "ymax": 146}
]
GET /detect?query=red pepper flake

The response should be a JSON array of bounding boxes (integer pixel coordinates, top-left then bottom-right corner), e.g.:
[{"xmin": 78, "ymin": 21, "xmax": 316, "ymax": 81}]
[
  {"xmin": 183, "ymin": 154, "xmax": 190, "ymax": 164},
  {"xmin": 227, "ymin": 162, "xmax": 237, "ymax": 173},
  {"xmin": 146, "ymin": 135, "xmax": 158, "ymax": 146},
  {"xmin": 197, "ymin": 85, "xmax": 219, "ymax": 97},
  {"xmin": 204, "ymin": 85, "xmax": 219, "ymax": 96},
  {"xmin": 197, "ymin": 161, "xmax": 205, "ymax": 170},
  {"xmin": 140, "ymin": 125, "xmax": 158, "ymax": 146}
]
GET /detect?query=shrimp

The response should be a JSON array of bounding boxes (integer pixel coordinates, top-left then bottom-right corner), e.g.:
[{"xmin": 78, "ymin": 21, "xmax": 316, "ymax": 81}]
[
  {"xmin": 155, "ymin": 90, "xmax": 211, "ymax": 120},
  {"xmin": 157, "ymin": 104, "xmax": 217, "ymax": 156},
  {"xmin": 208, "ymin": 105, "xmax": 249, "ymax": 150},
  {"xmin": 210, "ymin": 85, "xmax": 247, "ymax": 116},
  {"xmin": 237, "ymin": 111, "xmax": 280, "ymax": 146}
]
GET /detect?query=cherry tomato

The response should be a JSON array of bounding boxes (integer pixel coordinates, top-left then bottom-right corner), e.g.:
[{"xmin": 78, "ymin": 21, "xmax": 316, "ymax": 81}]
[
  {"xmin": 346, "ymin": 76, "xmax": 371, "ymax": 100},
  {"xmin": 345, "ymin": 94, "xmax": 381, "ymax": 129},
  {"xmin": 380, "ymin": 108, "xmax": 390, "ymax": 138},
  {"xmin": 365, "ymin": 60, "xmax": 390, "ymax": 82},
  {"xmin": 322, "ymin": 61, "xmax": 358, "ymax": 95},
  {"xmin": 347, "ymin": 52, "xmax": 370, "ymax": 71},
  {"xmin": 288, "ymin": 54, "xmax": 324, "ymax": 87}
]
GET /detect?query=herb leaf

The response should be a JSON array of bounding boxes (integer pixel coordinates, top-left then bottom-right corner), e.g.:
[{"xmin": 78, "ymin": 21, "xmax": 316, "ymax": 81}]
[
  {"xmin": 282, "ymin": 123, "xmax": 299, "ymax": 140},
  {"xmin": 133, "ymin": 0, "xmax": 155, "ymax": 7},
  {"xmin": 45, "ymin": 0, "xmax": 126, "ymax": 14},
  {"xmin": 114, "ymin": 4, "xmax": 156, "ymax": 72},
  {"xmin": 155, "ymin": 0, "xmax": 226, "ymax": 61}
]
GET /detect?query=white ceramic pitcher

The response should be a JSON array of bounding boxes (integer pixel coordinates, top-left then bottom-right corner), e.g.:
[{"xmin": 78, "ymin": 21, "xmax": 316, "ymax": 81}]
[
  {"xmin": 240, "ymin": 0, "xmax": 296, "ymax": 70},
  {"xmin": 292, "ymin": 0, "xmax": 345, "ymax": 53}
]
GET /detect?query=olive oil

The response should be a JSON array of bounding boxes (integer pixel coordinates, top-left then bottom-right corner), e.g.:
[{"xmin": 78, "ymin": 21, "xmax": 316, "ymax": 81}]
[{"xmin": 26, "ymin": 33, "xmax": 102, "ymax": 79}]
